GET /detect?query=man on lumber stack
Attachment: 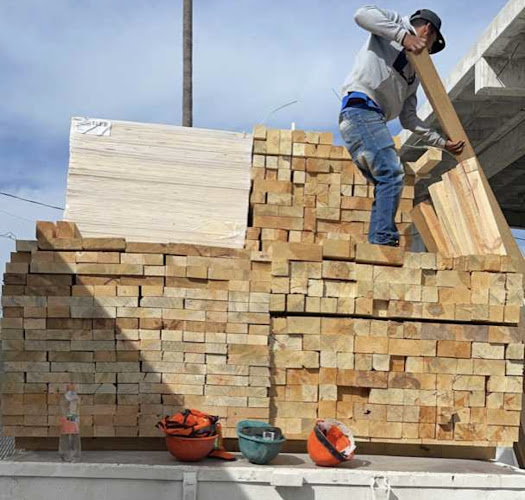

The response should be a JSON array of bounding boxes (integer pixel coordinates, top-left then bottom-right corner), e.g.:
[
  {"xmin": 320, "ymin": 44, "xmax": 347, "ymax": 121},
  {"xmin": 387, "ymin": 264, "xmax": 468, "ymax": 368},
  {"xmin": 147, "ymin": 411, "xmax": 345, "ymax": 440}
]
[{"xmin": 339, "ymin": 6, "xmax": 464, "ymax": 247}]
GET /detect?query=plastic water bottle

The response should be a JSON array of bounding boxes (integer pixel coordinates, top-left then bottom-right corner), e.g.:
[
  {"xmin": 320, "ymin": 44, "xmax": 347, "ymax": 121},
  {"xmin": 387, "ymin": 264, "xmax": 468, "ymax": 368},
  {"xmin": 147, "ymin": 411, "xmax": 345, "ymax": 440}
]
[{"xmin": 59, "ymin": 384, "xmax": 81, "ymax": 462}]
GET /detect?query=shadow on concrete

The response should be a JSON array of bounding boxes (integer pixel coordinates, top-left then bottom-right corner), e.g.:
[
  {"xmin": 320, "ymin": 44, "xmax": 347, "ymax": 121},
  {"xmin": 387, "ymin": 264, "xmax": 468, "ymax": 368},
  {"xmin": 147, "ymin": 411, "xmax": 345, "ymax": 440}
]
[
  {"xmin": 338, "ymin": 457, "xmax": 372, "ymax": 469},
  {"xmin": 276, "ymin": 484, "xmax": 315, "ymax": 500},
  {"xmin": 270, "ymin": 454, "xmax": 306, "ymax": 466}
]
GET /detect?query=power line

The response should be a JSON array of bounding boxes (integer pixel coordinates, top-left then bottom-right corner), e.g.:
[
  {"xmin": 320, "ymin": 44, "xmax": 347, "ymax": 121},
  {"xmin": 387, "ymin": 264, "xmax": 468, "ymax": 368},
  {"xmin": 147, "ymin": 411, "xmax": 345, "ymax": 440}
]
[
  {"xmin": 0, "ymin": 208, "xmax": 33, "ymax": 223},
  {"xmin": 0, "ymin": 231, "xmax": 17, "ymax": 240},
  {"xmin": 0, "ymin": 191, "xmax": 64, "ymax": 211},
  {"xmin": 262, "ymin": 100, "xmax": 299, "ymax": 124},
  {"xmin": 331, "ymin": 88, "xmax": 342, "ymax": 102}
]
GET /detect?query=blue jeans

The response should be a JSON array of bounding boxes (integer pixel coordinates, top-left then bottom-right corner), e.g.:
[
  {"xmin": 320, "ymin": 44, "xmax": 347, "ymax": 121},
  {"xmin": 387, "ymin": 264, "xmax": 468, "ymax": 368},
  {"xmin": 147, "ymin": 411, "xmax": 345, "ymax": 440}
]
[{"xmin": 339, "ymin": 107, "xmax": 404, "ymax": 245}]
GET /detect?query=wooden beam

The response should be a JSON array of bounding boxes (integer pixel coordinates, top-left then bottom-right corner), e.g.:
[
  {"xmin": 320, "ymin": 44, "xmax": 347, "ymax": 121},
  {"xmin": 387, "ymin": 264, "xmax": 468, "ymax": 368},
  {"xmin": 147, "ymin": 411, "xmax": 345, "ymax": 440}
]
[
  {"xmin": 408, "ymin": 49, "xmax": 524, "ymax": 272},
  {"xmin": 464, "ymin": 166, "xmax": 506, "ymax": 255},
  {"xmin": 442, "ymin": 171, "xmax": 478, "ymax": 255},
  {"xmin": 447, "ymin": 166, "xmax": 485, "ymax": 254},
  {"xmin": 405, "ymin": 147, "xmax": 442, "ymax": 176},
  {"xmin": 407, "ymin": 50, "xmax": 475, "ymax": 162},
  {"xmin": 14, "ymin": 437, "xmax": 497, "ymax": 460},
  {"xmin": 410, "ymin": 200, "xmax": 453, "ymax": 256},
  {"xmin": 428, "ymin": 181, "xmax": 461, "ymax": 257}
]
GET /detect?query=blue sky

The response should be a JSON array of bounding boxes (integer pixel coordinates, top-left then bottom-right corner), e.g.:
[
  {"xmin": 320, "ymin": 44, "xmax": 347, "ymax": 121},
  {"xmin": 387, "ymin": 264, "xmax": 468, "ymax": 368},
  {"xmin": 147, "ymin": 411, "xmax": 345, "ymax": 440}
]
[{"xmin": 0, "ymin": 0, "xmax": 518, "ymax": 272}]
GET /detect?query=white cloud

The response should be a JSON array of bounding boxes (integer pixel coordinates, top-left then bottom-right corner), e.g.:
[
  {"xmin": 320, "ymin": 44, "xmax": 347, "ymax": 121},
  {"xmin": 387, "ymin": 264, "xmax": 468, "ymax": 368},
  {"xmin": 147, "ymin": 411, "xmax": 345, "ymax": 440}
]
[{"xmin": 0, "ymin": 0, "xmax": 509, "ymax": 136}]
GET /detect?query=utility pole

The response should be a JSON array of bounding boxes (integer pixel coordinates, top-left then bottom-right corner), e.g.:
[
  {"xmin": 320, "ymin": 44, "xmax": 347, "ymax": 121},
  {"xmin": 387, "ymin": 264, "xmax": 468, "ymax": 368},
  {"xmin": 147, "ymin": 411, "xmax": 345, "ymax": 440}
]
[{"xmin": 182, "ymin": 0, "xmax": 193, "ymax": 127}]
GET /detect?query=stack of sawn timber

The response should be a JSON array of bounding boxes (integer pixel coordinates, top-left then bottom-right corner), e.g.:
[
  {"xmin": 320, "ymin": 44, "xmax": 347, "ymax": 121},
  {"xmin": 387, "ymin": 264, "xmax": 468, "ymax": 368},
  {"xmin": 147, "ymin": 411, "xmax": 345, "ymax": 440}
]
[
  {"xmin": 0, "ymin": 123, "xmax": 523, "ymax": 449},
  {"xmin": 247, "ymin": 125, "xmax": 415, "ymax": 249},
  {"xmin": 411, "ymin": 158, "xmax": 506, "ymax": 257}
]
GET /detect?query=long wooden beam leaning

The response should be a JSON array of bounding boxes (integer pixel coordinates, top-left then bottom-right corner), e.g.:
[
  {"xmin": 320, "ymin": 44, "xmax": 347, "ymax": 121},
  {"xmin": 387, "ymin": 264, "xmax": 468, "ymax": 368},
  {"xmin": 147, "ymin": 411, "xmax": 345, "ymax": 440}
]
[{"xmin": 407, "ymin": 50, "xmax": 524, "ymax": 273}]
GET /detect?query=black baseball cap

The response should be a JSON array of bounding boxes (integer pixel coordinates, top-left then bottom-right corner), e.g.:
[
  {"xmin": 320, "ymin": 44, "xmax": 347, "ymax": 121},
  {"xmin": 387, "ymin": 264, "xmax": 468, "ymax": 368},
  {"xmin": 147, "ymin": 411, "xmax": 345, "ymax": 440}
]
[{"xmin": 410, "ymin": 9, "xmax": 445, "ymax": 54}]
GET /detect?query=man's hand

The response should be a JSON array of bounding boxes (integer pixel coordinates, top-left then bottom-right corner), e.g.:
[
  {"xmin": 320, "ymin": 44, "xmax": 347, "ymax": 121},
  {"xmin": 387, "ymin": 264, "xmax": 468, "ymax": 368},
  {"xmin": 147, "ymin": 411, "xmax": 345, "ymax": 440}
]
[
  {"xmin": 445, "ymin": 139, "xmax": 466, "ymax": 155},
  {"xmin": 402, "ymin": 33, "xmax": 427, "ymax": 54}
]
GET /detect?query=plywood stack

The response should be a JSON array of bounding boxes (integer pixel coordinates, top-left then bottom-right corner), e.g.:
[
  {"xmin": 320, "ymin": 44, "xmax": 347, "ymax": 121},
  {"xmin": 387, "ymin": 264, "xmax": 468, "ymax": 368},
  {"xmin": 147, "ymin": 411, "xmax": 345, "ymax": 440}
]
[
  {"xmin": 64, "ymin": 118, "xmax": 252, "ymax": 248},
  {"xmin": 248, "ymin": 125, "xmax": 415, "ymax": 250},
  {"xmin": 0, "ymin": 121, "xmax": 523, "ymax": 450},
  {"xmin": 412, "ymin": 159, "xmax": 506, "ymax": 257}
]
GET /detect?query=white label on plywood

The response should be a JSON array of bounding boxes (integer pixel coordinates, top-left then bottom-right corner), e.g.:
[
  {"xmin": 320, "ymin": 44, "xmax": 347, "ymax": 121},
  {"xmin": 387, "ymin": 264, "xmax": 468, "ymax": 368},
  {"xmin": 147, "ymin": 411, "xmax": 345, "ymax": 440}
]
[
  {"xmin": 72, "ymin": 117, "xmax": 112, "ymax": 136},
  {"xmin": 65, "ymin": 118, "xmax": 253, "ymax": 248}
]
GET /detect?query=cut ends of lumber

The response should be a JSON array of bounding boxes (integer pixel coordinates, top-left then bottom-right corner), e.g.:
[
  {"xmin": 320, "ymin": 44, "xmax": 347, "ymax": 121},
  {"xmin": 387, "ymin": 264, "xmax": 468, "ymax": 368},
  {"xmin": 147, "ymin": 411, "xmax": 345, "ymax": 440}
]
[{"xmin": 405, "ymin": 147, "xmax": 443, "ymax": 177}]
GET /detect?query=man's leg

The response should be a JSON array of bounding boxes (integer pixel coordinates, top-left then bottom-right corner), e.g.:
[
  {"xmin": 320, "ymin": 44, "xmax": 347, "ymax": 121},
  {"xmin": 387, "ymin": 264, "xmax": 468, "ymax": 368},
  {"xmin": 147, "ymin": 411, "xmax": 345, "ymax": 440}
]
[
  {"xmin": 370, "ymin": 146, "xmax": 404, "ymax": 245},
  {"xmin": 368, "ymin": 197, "xmax": 380, "ymax": 244},
  {"xmin": 339, "ymin": 108, "xmax": 379, "ymax": 242},
  {"xmin": 339, "ymin": 107, "xmax": 404, "ymax": 245}
]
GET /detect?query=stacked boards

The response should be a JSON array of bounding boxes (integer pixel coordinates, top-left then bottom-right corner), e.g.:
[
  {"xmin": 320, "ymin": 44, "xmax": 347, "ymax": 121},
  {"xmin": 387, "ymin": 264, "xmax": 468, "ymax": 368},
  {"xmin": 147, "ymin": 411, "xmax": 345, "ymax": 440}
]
[
  {"xmin": 248, "ymin": 125, "xmax": 415, "ymax": 249},
  {"xmin": 64, "ymin": 118, "xmax": 252, "ymax": 248},
  {"xmin": 2, "ymin": 221, "xmax": 273, "ymax": 439},
  {"xmin": 406, "ymin": 48, "xmax": 522, "ymax": 270},
  {"xmin": 3, "ymin": 45, "xmax": 522, "ymax": 452},
  {"xmin": 1, "ymin": 125, "xmax": 523, "ymax": 447},
  {"xmin": 412, "ymin": 159, "xmax": 506, "ymax": 257}
]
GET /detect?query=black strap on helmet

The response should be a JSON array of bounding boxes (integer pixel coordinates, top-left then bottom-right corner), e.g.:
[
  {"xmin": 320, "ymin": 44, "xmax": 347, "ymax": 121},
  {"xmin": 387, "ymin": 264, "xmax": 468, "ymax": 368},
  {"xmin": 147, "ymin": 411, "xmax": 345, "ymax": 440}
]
[{"xmin": 314, "ymin": 425, "xmax": 347, "ymax": 462}]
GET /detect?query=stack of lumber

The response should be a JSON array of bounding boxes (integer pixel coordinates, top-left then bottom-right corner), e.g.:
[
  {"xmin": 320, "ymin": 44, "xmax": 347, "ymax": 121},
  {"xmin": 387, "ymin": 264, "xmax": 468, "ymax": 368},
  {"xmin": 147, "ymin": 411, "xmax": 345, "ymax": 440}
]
[
  {"xmin": 0, "ymin": 123, "xmax": 523, "ymax": 449},
  {"xmin": 272, "ymin": 316, "xmax": 523, "ymax": 444},
  {"xmin": 64, "ymin": 118, "xmax": 252, "ymax": 248},
  {"xmin": 249, "ymin": 126, "xmax": 415, "ymax": 249},
  {"xmin": 2, "ymin": 221, "xmax": 272, "ymax": 439},
  {"xmin": 1, "ymin": 219, "xmax": 522, "ymax": 446},
  {"xmin": 268, "ymin": 240, "xmax": 522, "ymax": 324},
  {"xmin": 412, "ymin": 159, "xmax": 506, "ymax": 257}
]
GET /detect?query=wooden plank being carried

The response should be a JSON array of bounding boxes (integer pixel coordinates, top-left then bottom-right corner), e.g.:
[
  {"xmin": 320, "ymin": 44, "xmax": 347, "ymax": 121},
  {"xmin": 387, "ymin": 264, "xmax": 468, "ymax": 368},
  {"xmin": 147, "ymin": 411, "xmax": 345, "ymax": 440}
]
[
  {"xmin": 410, "ymin": 200, "xmax": 453, "ymax": 256},
  {"xmin": 407, "ymin": 50, "xmax": 523, "ymax": 271},
  {"xmin": 407, "ymin": 51, "xmax": 475, "ymax": 162}
]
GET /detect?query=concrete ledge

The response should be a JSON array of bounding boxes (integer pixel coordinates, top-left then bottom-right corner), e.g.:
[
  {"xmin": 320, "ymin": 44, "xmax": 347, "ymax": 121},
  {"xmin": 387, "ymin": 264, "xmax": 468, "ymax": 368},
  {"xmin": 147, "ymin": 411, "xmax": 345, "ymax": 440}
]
[{"xmin": 1, "ymin": 452, "xmax": 524, "ymax": 491}]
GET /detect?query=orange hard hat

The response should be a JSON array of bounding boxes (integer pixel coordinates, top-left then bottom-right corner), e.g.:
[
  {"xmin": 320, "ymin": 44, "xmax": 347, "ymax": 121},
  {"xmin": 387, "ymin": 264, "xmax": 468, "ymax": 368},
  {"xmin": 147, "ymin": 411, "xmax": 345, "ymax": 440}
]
[
  {"xmin": 307, "ymin": 420, "xmax": 356, "ymax": 467},
  {"xmin": 157, "ymin": 409, "xmax": 236, "ymax": 461}
]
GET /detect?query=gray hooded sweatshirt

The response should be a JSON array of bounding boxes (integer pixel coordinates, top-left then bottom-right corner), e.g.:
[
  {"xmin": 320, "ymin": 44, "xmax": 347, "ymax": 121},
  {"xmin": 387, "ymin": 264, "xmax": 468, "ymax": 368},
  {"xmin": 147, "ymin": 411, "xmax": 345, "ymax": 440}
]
[{"xmin": 342, "ymin": 5, "xmax": 446, "ymax": 148}]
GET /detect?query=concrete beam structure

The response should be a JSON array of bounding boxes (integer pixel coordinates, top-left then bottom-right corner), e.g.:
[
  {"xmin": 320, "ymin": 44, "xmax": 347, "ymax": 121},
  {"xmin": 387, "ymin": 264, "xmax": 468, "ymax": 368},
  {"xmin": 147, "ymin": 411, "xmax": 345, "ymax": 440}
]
[
  {"xmin": 401, "ymin": 0, "xmax": 525, "ymax": 227},
  {"xmin": 475, "ymin": 57, "xmax": 525, "ymax": 97}
]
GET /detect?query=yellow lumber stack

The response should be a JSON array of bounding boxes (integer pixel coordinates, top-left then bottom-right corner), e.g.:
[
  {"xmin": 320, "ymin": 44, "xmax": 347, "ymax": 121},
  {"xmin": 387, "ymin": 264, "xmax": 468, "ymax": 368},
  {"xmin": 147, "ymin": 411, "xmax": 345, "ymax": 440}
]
[
  {"xmin": 249, "ymin": 125, "xmax": 415, "ymax": 249},
  {"xmin": 0, "ymin": 125, "xmax": 523, "ymax": 449},
  {"xmin": 412, "ymin": 160, "xmax": 507, "ymax": 257}
]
